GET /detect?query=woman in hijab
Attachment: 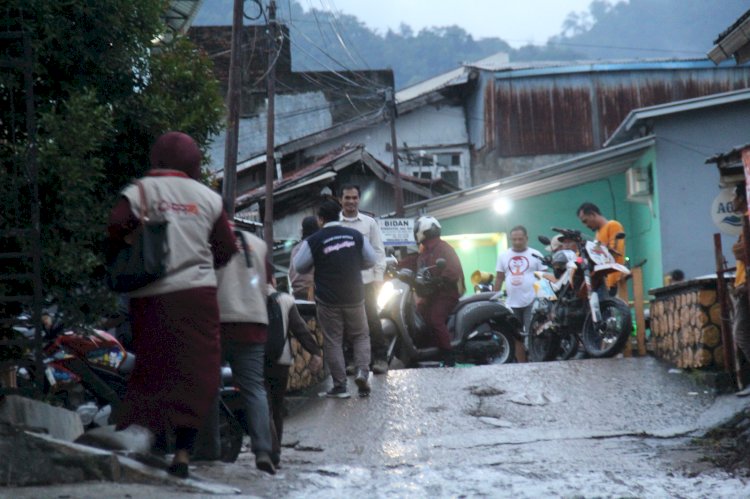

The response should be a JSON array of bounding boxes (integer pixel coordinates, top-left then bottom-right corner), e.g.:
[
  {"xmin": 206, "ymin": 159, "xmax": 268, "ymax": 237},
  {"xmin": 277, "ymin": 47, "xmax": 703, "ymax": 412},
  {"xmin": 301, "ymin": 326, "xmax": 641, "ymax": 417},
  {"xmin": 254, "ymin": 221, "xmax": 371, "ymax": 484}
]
[{"xmin": 107, "ymin": 132, "xmax": 236, "ymax": 478}]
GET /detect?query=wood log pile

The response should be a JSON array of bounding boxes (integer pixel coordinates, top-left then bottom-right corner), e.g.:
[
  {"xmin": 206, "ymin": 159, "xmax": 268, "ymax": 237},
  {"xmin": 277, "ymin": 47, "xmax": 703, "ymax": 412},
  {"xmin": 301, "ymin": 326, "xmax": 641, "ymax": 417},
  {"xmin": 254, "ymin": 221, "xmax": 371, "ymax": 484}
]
[
  {"xmin": 287, "ymin": 314, "xmax": 326, "ymax": 391},
  {"xmin": 650, "ymin": 284, "xmax": 724, "ymax": 369}
]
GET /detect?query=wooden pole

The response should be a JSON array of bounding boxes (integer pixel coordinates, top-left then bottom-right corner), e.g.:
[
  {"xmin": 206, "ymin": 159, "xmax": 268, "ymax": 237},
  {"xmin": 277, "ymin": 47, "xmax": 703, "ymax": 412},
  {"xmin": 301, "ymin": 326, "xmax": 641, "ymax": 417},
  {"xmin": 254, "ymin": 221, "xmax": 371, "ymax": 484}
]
[
  {"xmin": 631, "ymin": 267, "xmax": 647, "ymax": 356},
  {"xmin": 221, "ymin": 0, "xmax": 244, "ymax": 218},
  {"xmin": 617, "ymin": 278, "xmax": 632, "ymax": 357},
  {"xmin": 714, "ymin": 233, "xmax": 738, "ymax": 380},
  {"xmin": 264, "ymin": 0, "xmax": 277, "ymax": 253},
  {"xmin": 385, "ymin": 88, "xmax": 404, "ymax": 216}
]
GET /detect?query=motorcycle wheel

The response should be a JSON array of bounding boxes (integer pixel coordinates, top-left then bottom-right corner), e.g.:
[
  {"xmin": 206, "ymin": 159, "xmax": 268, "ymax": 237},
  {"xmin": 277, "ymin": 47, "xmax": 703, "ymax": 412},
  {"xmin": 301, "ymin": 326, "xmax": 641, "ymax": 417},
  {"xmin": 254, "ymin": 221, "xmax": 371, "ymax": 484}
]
[
  {"xmin": 219, "ymin": 406, "xmax": 244, "ymax": 463},
  {"xmin": 528, "ymin": 309, "xmax": 560, "ymax": 362},
  {"xmin": 557, "ymin": 332, "xmax": 579, "ymax": 360},
  {"xmin": 487, "ymin": 329, "xmax": 515, "ymax": 365},
  {"xmin": 581, "ymin": 298, "xmax": 631, "ymax": 358}
]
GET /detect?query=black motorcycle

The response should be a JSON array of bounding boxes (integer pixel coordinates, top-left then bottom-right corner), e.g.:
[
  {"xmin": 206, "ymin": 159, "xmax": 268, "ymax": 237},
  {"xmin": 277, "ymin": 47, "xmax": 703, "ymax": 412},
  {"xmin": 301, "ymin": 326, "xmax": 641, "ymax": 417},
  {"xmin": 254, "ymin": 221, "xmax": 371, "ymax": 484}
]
[{"xmin": 378, "ymin": 259, "xmax": 521, "ymax": 367}]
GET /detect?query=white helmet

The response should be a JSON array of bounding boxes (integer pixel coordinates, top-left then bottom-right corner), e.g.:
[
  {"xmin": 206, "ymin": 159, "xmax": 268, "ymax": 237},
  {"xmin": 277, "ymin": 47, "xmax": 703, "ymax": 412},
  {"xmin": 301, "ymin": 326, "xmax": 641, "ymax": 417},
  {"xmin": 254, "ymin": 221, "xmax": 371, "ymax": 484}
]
[{"xmin": 414, "ymin": 215, "xmax": 441, "ymax": 243}]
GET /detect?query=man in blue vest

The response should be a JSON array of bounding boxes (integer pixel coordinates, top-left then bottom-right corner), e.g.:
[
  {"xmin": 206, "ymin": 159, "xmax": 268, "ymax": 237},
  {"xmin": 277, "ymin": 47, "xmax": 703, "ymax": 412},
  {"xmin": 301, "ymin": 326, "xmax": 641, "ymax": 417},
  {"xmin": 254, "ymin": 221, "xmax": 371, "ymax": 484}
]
[{"xmin": 293, "ymin": 200, "xmax": 377, "ymax": 398}]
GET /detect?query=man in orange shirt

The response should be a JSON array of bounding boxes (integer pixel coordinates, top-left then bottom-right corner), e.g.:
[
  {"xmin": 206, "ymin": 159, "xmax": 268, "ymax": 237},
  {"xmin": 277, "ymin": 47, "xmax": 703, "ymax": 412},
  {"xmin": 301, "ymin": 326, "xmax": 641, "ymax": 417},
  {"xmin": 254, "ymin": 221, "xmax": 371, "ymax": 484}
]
[{"xmin": 577, "ymin": 202, "xmax": 626, "ymax": 295}]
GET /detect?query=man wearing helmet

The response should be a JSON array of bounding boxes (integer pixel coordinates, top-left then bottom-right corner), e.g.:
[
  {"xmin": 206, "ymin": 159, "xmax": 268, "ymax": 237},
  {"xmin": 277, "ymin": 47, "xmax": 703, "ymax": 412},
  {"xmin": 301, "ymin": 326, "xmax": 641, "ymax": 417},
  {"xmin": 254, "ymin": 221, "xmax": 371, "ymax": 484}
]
[{"xmin": 413, "ymin": 215, "xmax": 465, "ymax": 367}]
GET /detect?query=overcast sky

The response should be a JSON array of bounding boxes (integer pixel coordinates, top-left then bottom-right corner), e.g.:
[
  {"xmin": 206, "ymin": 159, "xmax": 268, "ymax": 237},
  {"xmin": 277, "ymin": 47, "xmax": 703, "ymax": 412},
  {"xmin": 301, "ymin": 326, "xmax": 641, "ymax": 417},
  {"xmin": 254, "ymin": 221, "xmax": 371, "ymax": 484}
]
[{"xmin": 307, "ymin": 0, "xmax": 598, "ymax": 47}]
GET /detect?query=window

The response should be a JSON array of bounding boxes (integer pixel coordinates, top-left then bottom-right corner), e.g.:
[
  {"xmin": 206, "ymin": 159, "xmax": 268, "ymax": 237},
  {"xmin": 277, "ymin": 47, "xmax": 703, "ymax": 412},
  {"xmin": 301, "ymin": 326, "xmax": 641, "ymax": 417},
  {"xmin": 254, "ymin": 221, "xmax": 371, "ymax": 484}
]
[{"xmin": 440, "ymin": 171, "xmax": 459, "ymax": 185}]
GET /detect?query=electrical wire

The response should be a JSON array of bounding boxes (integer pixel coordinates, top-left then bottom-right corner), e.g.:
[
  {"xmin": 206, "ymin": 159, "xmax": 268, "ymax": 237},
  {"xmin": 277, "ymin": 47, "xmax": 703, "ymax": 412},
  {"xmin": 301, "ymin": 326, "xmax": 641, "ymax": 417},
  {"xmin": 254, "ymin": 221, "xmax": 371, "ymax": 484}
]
[
  {"xmin": 318, "ymin": 0, "xmax": 371, "ymax": 70},
  {"xmin": 243, "ymin": 0, "xmax": 265, "ymax": 21},
  {"xmin": 284, "ymin": 27, "xmax": 388, "ymax": 93},
  {"xmin": 281, "ymin": 29, "xmax": 386, "ymax": 93}
]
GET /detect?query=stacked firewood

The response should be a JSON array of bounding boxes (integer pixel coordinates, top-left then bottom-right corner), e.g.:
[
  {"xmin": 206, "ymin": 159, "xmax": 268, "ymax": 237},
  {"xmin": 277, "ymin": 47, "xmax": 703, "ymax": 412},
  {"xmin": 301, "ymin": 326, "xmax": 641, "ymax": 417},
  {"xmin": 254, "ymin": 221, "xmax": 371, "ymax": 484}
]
[
  {"xmin": 286, "ymin": 316, "xmax": 326, "ymax": 391},
  {"xmin": 650, "ymin": 286, "xmax": 724, "ymax": 369}
]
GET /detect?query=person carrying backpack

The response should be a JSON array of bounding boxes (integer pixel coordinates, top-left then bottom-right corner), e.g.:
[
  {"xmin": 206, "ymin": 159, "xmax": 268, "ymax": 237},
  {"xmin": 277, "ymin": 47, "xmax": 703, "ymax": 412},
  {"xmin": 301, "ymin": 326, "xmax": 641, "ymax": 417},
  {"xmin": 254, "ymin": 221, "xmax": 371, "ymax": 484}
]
[
  {"xmin": 264, "ymin": 285, "xmax": 323, "ymax": 466},
  {"xmin": 216, "ymin": 226, "xmax": 276, "ymax": 475}
]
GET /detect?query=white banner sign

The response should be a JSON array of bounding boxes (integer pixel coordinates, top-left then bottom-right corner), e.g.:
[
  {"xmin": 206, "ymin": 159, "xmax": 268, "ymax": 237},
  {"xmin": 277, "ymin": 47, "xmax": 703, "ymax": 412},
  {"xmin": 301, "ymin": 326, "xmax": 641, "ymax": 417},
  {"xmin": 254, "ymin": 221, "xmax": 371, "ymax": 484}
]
[
  {"xmin": 711, "ymin": 187, "xmax": 742, "ymax": 236},
  {"xmin": 379, "ymin": 218, "xmax": 415, "ymax": 246}
]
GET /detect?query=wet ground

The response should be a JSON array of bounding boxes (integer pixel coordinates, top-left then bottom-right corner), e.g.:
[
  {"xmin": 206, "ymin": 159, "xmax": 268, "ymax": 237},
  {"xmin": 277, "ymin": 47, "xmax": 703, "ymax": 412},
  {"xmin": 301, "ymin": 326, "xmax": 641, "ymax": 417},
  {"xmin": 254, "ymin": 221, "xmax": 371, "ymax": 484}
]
[{"xmin": 6, "ymin": 357, "xmax": 750, "ymax": 498}]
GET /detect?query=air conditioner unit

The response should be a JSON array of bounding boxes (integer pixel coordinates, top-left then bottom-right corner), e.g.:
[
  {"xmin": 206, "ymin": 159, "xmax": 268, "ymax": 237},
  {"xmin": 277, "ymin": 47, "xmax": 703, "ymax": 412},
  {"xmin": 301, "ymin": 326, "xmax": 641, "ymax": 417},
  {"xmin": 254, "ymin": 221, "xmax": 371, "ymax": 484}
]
[{"xmin": 626, "ymin": 166, "xmax": 651, "ymax": 203}]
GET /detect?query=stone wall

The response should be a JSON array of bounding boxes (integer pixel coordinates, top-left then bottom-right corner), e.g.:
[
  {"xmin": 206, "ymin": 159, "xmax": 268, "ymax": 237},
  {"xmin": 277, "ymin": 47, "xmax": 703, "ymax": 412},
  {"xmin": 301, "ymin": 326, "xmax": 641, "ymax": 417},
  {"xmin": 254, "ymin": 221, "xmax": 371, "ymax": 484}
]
[{"xmin": 649, "ymin": 279, "xmax": 724, "ymax": 369}]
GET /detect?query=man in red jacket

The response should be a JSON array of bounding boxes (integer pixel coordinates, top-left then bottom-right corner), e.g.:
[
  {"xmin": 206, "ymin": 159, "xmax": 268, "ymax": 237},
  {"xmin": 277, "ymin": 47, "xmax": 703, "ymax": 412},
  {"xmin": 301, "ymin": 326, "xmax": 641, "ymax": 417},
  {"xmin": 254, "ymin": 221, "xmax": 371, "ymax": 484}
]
[{"xmin": 413, "ymin": 216, "xmax": 465, "ymax": 367}]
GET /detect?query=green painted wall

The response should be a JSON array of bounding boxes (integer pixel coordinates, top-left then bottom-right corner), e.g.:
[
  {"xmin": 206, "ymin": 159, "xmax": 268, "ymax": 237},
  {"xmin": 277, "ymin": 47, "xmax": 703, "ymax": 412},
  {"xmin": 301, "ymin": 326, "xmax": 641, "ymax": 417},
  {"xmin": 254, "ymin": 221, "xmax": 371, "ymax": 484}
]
[
  {"xmin": 444, "ymin": 234, "xmax": 505, "ymax": 294},
  {"xmin": 439, "ymin": 158, "xmax": 663, "ymax": 296}
]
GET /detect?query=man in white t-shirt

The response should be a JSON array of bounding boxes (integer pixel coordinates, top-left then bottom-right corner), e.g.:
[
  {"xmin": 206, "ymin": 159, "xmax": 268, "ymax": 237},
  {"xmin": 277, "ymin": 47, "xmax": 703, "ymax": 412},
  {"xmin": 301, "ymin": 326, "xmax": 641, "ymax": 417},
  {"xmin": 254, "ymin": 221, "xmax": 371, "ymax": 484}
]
[{"xmin": 495, "ymin": 225, "xmax": 545, "ymax": 362}]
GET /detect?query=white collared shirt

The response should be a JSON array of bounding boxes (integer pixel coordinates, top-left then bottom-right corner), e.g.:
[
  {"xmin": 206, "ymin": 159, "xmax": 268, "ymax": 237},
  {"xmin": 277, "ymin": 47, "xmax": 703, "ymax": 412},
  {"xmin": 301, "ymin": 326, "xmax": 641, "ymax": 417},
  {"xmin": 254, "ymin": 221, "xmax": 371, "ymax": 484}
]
[{"xmin": 340, "ymin": 211, "xmax": 386, "ymax": 283}]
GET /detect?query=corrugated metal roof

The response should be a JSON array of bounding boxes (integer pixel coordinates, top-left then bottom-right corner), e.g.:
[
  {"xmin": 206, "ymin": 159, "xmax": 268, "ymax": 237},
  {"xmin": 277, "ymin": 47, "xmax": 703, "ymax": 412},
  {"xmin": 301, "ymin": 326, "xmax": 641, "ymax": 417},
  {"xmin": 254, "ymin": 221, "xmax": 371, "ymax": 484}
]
[
  {"xmin": 163, "ymin": 0, "xmax": 204, "ymax": 35},
  {"xmin": 235, "ymin": 146, "xmax": 454, "ymax": 209},
  {"xmin": 708, "ymin": 8, "xmax": 750, "ymax": 64},
  {"xmin": 403, "ymin": 136, "xmax": 655, "ymax": 220},
  {"xmin": 395, "ymin": 67, "xmax": 469, "ymax": 105},
  {"xmin": 605, "ymin": 88, "xmax": 750, "ymax": 146},
  {"xmin": 491, "ymin": 58, "xmax": 741, "ymax": 79}
]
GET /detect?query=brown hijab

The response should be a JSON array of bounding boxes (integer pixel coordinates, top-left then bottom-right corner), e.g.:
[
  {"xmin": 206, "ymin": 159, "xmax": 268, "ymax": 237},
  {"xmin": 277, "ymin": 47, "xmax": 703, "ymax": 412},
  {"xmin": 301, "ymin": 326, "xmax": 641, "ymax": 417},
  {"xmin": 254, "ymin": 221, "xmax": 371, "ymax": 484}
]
[{"xmin": 149, "ymin": 131, "xmax": 202, "ymax": 180}]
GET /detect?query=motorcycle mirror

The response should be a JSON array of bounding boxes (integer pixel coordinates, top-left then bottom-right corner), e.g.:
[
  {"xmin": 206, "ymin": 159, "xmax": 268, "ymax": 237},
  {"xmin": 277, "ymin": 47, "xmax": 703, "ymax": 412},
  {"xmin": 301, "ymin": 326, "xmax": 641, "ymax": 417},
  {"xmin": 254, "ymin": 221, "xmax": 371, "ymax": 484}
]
[
  {"xmin": 615, "ymin": 232, "xmax": 626, "ymax": 240},
  {"xmin": 436, "ymin": 258, "xmax": 447, "ymax": 269},
  {"xmin": 538, "ymin": 235, "xmax": 551, "ymax": 245}
]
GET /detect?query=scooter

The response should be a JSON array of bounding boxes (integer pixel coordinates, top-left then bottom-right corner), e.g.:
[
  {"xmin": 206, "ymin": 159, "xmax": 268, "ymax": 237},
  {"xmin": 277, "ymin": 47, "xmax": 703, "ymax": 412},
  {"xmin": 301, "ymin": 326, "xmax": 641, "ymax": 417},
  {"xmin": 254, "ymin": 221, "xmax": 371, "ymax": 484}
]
[
  {"xmin": 378, "ymin": 258, "xmax": 522, "ymax": 367},
  {"xmin": 13, "ymin": 314, "xmax": 246, "ymax": 462}
]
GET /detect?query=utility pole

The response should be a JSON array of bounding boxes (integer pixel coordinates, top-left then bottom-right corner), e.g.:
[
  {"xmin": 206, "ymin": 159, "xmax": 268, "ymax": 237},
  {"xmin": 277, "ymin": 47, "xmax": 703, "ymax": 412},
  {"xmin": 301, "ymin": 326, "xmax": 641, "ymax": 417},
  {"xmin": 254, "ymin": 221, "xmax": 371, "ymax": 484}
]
[
  {"xmin": 264, "ymin": 0, "xmax": 277, "ymax": 252},
  {"xmin": 385, "ymin": 87, "xmax": 405, "ymax": 216},
  {"xmin": 222, "ymin": 0, "xmax": 244, "ymax": 218}
]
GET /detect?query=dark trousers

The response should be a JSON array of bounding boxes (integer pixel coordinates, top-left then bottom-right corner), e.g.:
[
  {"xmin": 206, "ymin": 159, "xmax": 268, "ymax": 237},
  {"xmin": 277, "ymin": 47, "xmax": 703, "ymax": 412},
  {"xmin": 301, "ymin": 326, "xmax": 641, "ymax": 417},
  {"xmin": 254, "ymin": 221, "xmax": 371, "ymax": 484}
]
[
  {"xmin": 264, "ymin": 360, "xmax": 289, "ymax": 459},
  {"xmin": 418, "ymin": 294, "xmax": 458, "ymax": 351},
  {"xmin": 364, "ymin": 282, "xmax": 388, "ymax": 361}
]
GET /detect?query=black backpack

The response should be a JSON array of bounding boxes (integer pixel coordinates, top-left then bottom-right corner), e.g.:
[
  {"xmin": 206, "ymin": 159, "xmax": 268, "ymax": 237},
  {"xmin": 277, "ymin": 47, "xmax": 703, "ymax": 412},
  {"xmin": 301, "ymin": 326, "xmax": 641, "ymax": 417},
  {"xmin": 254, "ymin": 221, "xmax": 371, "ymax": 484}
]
[{"xmin": 265, "ymin": 292, "xmax": 286, "ymax": 361}]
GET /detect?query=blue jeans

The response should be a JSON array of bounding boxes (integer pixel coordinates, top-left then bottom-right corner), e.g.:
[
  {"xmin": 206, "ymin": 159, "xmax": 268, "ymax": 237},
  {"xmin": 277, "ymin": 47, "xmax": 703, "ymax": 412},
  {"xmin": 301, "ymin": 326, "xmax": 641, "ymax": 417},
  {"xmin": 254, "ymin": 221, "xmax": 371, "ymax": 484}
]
[{"xmin": 223, "ymin": 341, "xmax": 273, "ymax": 455}]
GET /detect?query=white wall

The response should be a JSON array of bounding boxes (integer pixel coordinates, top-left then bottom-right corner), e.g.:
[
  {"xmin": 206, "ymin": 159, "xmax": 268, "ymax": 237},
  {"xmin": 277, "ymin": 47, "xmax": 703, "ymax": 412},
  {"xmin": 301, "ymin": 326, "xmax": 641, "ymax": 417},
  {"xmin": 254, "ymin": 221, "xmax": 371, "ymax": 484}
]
[{"xmin": 306, "ymin": 103, "xmax": 472, "ymax": 188}]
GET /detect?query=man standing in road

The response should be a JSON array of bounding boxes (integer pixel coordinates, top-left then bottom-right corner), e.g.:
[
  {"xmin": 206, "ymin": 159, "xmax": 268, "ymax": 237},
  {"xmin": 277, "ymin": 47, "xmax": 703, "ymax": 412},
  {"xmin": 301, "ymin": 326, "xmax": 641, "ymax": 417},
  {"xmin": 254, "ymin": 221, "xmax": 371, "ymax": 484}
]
[
  {"xmin": 495, "ymin": 225, "xmax": 545, "ymax": 362},
  {"xmin": 577, "ymin": 202, "xmax": 626, "ymax": 295},
  {"xmin": 339, "ymin": 184, "xmax": 389, "ymax": 375},
  {"xmin": 293, "ymin": 200, "xmax": 377, "ymax": 398}
]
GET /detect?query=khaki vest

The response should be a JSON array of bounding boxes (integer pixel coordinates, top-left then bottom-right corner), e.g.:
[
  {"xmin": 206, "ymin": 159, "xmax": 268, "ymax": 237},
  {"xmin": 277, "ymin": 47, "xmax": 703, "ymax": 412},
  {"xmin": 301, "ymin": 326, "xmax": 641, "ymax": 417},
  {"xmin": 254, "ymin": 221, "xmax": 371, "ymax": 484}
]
[
  {"xmin": 216, "ymin": 230, "xmax": 269, "ymax": 324},
  {"xmin": 122, "ymin": 174, "xmax": 223, "ymax": 297}
]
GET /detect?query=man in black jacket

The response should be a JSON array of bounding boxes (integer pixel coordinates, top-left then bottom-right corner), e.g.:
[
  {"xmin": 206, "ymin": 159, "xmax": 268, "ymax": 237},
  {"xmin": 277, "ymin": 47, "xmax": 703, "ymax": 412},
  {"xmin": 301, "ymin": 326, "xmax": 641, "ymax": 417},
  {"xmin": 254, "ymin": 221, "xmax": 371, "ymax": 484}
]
[{"xmin": 293, "ymin": 200, "xmax": 377, "ymax": 398}]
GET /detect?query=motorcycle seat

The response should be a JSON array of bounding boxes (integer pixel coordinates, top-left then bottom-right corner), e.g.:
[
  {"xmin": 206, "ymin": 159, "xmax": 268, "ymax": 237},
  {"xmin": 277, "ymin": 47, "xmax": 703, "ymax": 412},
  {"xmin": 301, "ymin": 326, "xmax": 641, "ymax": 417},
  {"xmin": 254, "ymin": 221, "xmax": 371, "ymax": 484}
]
[{"xmin": 455, "ymin": 291, "xmax": 496, "ymax": 310}]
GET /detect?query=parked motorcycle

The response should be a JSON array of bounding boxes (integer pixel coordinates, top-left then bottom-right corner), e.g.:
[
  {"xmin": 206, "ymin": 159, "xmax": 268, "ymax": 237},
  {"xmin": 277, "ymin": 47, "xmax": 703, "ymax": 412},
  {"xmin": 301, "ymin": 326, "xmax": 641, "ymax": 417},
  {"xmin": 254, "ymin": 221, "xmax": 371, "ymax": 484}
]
[
  {"xmin": 528, "ymin": 228, "xmax": 632, "ymax": 361},
  {"xmin": 13, "ymin": 314, "xmax": 245, "ymax": 462},
  {"xmin": 378, "ymin": 258, "xmax": 521, "ymax": 367}
]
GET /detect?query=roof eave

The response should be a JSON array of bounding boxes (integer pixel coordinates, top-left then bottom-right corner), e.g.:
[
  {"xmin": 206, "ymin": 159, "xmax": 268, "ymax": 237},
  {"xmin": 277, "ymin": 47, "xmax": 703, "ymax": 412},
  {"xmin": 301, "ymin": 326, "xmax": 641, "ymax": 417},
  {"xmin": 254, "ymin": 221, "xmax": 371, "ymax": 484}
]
[
  {"xmin": 708, "ymin": 14, "xmax": 750, "ymax": 64},
  {"xmin": 403, "ymin": 136, "xmax": 656, "ymax": 220}
]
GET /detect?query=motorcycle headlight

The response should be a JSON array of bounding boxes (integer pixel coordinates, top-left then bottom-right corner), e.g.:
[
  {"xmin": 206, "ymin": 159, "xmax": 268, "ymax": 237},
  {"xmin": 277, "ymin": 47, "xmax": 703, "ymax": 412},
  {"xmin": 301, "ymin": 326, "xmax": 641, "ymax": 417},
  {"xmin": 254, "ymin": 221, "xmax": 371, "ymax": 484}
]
[{"xmin": 377, "ymin": 281, "xmax": 398, "ymax": 312}]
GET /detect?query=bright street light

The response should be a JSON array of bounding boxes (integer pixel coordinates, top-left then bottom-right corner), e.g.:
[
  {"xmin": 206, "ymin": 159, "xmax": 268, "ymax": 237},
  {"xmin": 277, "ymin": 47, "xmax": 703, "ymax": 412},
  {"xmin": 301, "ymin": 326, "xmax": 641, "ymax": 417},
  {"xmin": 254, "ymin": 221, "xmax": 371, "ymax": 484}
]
[{"xmin": 493, "ymin": 197, "xmax": 512, "ymax": 215}]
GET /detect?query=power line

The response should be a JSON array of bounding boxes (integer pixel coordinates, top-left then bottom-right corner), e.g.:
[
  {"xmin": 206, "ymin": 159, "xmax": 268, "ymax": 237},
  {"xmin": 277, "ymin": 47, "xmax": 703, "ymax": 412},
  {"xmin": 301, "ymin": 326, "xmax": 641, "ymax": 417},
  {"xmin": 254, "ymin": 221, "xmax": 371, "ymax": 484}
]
[{"xmin": 281, "ymin": 28, "xmax": 386, "ymax": 93}]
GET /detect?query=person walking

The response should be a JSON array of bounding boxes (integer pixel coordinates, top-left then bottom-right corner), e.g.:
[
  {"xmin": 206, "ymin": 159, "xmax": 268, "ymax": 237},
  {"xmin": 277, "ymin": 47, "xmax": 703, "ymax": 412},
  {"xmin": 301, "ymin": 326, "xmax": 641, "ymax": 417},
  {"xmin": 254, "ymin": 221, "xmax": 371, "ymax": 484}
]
[
  {"xmin": 413, "ymin": 216, "xmax": 465, "ymax": 367},
  {"xmin": 107, "ymin": 131, "xmax": 237, "ymax": 479},
  {"xmin": 288, "ymin": 216, "xmax": 319, "ymax": 300},
  {"xmin": 265, "ymin": 285, "xmax": 323, "ymax": 465},
  {"xmin": 577, "ymin": 202, "xmax": 626, "ymax": 295},
  {"xmin": 339, "ymin": 184, "xmax": 389, "ymax": 374},
  {"xmin": 292, "ymin": 200, "xmax": 377, "ymax": 398},
  {"xmin": 495, "ymin": 225, "xmax": 545, "ymax": 362},
  {"xmin": 216, "ymin": 226, "xmax": 277, "ymax": 474}
]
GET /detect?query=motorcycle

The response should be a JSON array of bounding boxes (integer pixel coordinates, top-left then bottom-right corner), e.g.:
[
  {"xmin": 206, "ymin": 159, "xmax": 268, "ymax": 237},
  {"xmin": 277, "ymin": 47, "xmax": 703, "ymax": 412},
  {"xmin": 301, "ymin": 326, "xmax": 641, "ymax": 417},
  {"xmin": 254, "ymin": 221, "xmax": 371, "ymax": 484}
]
[
  {"xmin": 528, "ymin": 228, "xmax": 632, "ymax": 361},
  {"xmin": 12, "ymin": 313, "xmax": 246, "ymax": 462},
  {"xmin": 378, "ymin": 258, "xmax": 522, "ymax": 367}
]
